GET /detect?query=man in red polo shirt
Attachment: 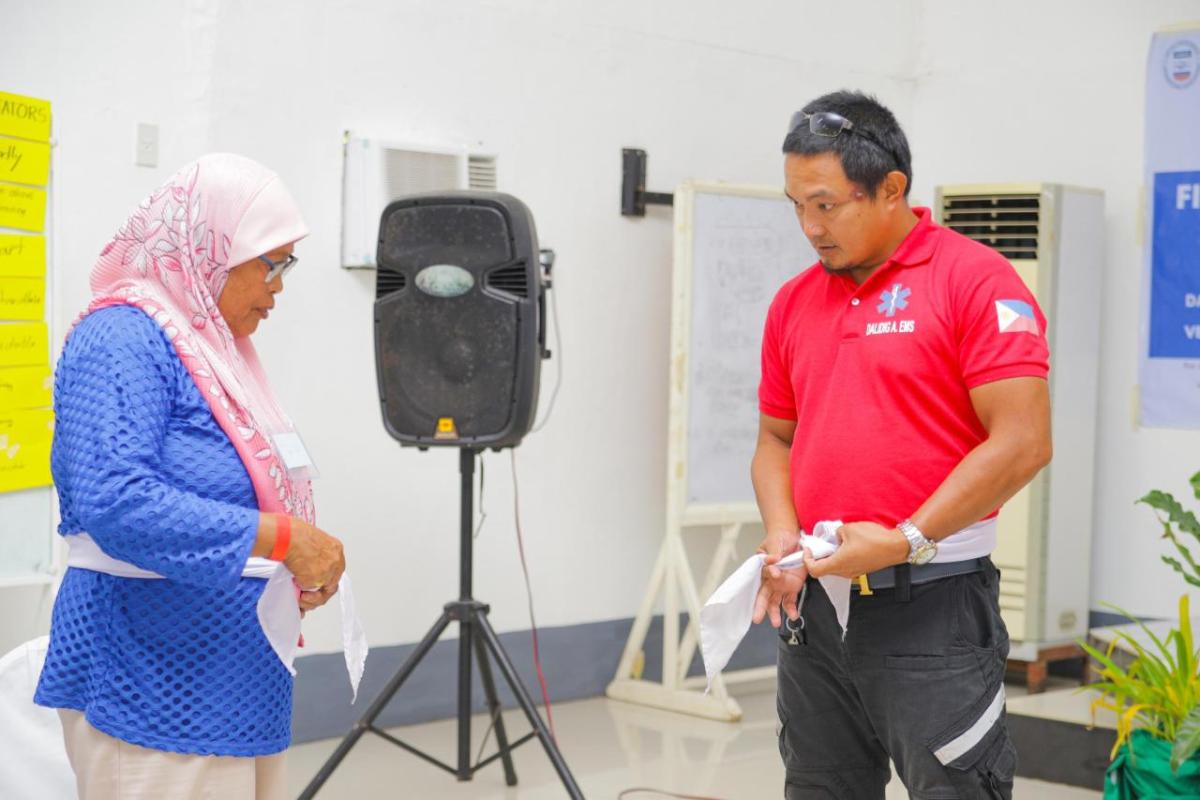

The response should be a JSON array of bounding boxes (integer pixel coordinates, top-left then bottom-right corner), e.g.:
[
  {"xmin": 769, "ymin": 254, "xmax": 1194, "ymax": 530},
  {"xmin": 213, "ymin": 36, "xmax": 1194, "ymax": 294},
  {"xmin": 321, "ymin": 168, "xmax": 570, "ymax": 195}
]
[{"xmin": 750, "ymin": 90, "xmax": 1051, "ymax": 799}]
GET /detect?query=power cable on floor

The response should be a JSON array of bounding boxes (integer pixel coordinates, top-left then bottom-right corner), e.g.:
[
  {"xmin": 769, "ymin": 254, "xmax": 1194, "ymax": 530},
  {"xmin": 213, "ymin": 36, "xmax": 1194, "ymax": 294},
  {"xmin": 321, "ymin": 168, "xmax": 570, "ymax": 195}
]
[{"xmin": 617, "ymin": 789, "xmax": 729, "ymax": 800}]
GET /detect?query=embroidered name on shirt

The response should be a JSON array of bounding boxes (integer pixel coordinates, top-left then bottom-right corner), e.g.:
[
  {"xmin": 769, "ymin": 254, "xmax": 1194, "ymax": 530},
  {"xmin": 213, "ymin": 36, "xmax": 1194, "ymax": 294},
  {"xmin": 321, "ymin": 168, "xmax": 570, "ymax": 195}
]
[{"xmin": 866, "ymin": 319, "xmax": 916, "ymax": 336}]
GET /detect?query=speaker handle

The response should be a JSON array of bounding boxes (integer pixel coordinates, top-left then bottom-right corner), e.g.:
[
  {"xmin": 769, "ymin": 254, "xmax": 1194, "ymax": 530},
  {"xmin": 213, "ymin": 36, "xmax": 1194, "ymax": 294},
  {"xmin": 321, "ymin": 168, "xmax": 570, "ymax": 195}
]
[{"xmin": 538, "ymin": 249, "xmax": 555, "ymax": 359}]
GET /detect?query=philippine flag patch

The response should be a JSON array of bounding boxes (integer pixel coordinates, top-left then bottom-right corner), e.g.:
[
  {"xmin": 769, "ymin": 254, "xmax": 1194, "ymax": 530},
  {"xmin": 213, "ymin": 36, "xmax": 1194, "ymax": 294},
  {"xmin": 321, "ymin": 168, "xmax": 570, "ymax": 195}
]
[{"xmin": 995, "ymin": 299, "xmax": 1039, "ymax": 334}]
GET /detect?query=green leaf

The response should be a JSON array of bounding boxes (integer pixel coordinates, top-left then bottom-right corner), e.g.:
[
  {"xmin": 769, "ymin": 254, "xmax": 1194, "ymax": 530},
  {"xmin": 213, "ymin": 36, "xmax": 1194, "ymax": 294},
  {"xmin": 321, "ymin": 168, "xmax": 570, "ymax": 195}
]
[
  {"xmin": 1140, "ymin": 490, "xmax": 1200, "ymax": 538},
  {"xmin": 1172, "ymin": 704, "xmax": 1200, "ymax": 772},
  {"xmin": 1104, "ymin": 603, "xmax": 1177, "ymax": 668},
  {"xmin": 1168, "ymin": 536, "xmax": 1200, "ymax": 581},
  {"xmin": 1078, "ymin": 651, "xmax": 1125, "ymax": 685},
  {"xmin": 1162, "ymin": 557, "xmax": 1200, "ymax": 589},
  {"xmin": 1177, "ymin": 598, "xmax": 1194, "ymax": 687},
  {"xmin": 1141, "ymin": 490, "xmax": 1182, "ymax": 514},
  {"xmin": 1189, "ymin": 471, "xmax": 1200, "ymax": 501}
]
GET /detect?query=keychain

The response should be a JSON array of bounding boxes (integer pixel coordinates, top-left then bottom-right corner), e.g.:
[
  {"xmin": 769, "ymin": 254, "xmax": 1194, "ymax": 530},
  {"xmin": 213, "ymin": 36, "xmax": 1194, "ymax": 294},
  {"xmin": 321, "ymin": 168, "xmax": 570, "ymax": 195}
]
[{"xmin": 785, "ymin": 583, "xmax": 809, "ymax": 646}]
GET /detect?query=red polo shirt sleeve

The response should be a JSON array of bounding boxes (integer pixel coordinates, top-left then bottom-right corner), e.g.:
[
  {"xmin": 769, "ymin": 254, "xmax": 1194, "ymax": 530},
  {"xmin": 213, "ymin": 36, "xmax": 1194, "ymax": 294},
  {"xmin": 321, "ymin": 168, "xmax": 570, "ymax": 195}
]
[
  {"xmin": 759, "ymin": 287, "xmax": 798, "ymax": 420},
  {"xmin": 953, "ymin": 251, "xmax": 1050, "ymax": 388}
]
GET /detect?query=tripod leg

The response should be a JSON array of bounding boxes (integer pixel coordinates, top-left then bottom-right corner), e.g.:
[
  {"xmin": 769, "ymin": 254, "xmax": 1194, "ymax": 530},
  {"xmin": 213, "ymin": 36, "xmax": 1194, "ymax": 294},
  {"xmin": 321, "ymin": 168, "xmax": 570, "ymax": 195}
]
[
  {"xmin": 457, "ymin": 613, "xmax": 473, "ymax": 780},
  {"xmin": 474, "ymin": 627, "xmax": 518, "ymax": 786},
  {"xmin": 299, "ymin": 611, "xmax": 454, "ymax": 799},
  {"xmin": 475, "ymin": 613, "xmax": 585, "ymax": 800}
]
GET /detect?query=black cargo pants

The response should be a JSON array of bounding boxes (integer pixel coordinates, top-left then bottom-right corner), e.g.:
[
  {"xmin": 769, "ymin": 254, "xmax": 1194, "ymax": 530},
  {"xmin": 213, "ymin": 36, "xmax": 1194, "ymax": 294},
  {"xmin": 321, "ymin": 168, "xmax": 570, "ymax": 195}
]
[{"xmin": 776, "ymin": 559, "xmax": 1016, "ymax": 799}]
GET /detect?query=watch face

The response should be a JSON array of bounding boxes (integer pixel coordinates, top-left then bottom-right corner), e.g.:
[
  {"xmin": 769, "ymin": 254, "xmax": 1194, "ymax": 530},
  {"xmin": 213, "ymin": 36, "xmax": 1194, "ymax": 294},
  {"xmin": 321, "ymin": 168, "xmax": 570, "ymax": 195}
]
[{"xmin": 911, "ymin": 542, "xmax": 937, "ymax": 565}]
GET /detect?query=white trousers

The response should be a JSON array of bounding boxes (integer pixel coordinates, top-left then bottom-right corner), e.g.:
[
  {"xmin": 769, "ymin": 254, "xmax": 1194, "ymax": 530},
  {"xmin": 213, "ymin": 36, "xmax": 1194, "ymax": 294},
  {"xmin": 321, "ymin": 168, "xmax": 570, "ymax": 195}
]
[{"xmin": 58, "ymin": 710, "xmax": 287, "ymax": 800}]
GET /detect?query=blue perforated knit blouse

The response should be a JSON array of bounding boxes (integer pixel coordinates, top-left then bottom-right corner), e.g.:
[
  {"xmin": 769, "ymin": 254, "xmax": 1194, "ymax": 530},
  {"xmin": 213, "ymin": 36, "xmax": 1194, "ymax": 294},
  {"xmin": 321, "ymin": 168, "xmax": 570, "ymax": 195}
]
[{"xmin": 34, "ymin": 305, "xmax": 292, "ymax": 757}]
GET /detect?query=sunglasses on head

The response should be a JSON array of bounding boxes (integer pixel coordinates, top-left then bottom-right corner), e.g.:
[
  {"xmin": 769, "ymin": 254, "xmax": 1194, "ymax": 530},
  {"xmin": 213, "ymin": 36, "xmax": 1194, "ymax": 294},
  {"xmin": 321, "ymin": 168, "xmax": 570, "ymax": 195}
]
[{"xmin": 787, "ymin": 110, "xmax": 903, "ymax": 168}]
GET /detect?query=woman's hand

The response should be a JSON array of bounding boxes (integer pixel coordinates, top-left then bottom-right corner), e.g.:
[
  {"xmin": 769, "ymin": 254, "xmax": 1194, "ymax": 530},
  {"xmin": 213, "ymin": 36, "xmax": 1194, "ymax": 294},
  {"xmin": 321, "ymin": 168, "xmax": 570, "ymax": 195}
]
[
  {"xmin": 282, "ymin": 518, "xmax": 345, "ymax": 595},
  {"xmin": 299, "ymin": 581, "xmax": 339, "ymax": 612}
]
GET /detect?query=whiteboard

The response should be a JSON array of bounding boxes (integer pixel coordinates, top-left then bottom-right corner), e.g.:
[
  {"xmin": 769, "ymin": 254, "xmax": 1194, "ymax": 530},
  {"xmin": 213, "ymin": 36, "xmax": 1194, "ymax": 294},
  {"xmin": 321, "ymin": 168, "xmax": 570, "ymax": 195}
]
[
  {"xmin": 668, "ymin": 182, "xmax": 815, "ymax": 521},
  {"xmin": 0, "ymin": 487, "xmax": 54, "ymax": 581}
]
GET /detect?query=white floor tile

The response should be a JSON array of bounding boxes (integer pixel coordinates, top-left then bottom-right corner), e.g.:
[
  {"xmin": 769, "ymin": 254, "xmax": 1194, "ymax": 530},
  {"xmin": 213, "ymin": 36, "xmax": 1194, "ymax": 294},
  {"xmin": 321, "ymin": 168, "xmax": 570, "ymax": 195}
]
[{"xmin": 287, "ymin": 686, "xmax": 1101, "ymax": 798}]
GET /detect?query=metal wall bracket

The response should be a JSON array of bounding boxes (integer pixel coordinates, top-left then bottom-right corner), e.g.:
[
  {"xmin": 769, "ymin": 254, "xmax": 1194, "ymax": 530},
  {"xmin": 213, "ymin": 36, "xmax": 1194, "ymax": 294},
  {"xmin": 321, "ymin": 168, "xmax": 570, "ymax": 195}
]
[{"xmin": 621, "ymin": 148, "xmax": 674, "ymax": 216}]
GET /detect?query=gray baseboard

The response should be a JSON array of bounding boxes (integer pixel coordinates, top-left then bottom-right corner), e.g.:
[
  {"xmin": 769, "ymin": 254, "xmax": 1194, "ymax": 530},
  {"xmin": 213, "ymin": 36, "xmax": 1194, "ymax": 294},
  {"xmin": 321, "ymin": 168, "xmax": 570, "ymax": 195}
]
[
  {"xmin": 1089, "ymin": 609, "xmax": 1137, "ymax": 629},
  {"xmin": 292, "ymin": 612, "xmax": 781, "ymax": 744}
]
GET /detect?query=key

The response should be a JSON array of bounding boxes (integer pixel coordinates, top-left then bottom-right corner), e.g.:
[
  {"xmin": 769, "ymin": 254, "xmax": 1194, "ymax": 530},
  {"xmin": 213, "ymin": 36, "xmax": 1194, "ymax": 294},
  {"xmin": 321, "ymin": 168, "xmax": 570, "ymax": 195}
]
[{"xmin": 786, "ymin": 616, "xmax": 807, "ymax": 646}]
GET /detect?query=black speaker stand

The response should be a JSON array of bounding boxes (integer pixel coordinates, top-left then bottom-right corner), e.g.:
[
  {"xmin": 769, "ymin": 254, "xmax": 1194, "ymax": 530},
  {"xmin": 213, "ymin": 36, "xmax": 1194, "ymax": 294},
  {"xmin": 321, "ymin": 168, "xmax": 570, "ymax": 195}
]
[{"xmin": 299, "ymin": 448, "xmax": 584, "ymax": 799}]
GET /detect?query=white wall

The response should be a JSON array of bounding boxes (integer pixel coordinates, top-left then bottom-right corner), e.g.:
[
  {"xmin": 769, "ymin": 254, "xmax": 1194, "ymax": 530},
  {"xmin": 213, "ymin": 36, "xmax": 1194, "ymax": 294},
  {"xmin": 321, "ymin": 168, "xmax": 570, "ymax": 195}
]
[
  {"xmin": 3, "ymin": 0, "xmax": 1195, "ymax": 658},
  {"xmin": 0, "ymin": 0, "xmax": 913, "ymax": 654},
  {"xmin": 907, "ymin": 0, "xmax": 1200, "ymax": 620}
]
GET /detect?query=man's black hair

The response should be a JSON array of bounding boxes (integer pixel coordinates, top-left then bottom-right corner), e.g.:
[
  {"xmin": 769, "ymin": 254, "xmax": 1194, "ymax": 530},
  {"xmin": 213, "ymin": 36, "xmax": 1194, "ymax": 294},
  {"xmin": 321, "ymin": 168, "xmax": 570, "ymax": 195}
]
[{"xmin": 782, "ymin": 90, "xmax": 912, "ymax": 198}]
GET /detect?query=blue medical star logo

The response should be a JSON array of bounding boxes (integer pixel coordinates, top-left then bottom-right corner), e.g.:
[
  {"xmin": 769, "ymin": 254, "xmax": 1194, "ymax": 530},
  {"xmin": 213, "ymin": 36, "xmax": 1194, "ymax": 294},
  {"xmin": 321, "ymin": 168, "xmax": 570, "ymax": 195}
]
[{"xmin": 877, "ymin": 283, "xmax": 911, "ymax": 317}]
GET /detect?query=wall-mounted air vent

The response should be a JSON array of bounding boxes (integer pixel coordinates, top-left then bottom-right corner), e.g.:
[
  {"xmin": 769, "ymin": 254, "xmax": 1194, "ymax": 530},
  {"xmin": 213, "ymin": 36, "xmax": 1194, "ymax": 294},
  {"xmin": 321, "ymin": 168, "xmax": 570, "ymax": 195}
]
[
  {"xmin": 468, "ymin": 155, "xmax": 498, "ymax": 190},
  {"xmin": 342, "ymin": 135, "xmax": 498, "ymax": 268}
]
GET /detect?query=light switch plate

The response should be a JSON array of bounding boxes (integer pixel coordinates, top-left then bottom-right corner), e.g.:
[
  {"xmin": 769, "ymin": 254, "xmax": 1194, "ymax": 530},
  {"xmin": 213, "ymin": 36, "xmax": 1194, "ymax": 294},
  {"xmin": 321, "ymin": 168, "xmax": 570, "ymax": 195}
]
[{"xmin": 136, "ymin": 123, "xmax": 158, "ymax": 168}]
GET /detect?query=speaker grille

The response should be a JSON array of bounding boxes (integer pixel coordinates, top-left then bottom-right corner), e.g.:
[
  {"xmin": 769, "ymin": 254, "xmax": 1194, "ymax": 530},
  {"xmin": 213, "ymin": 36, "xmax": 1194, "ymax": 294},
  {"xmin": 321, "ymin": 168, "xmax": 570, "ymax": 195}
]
[
  {"xmin": 375, "ymin": 268, "xmax": 407, "ymax": 299},
  {"xmin": 486, "ymin": 263, "xmax": 529, "ymax": 298},
  {"xmin": 379, "ymin": 204, "xmax": 513, "ymax": 271},
  {"xmin": 377, "ymin": 291, "xmax": 519, "ymax": 439}
]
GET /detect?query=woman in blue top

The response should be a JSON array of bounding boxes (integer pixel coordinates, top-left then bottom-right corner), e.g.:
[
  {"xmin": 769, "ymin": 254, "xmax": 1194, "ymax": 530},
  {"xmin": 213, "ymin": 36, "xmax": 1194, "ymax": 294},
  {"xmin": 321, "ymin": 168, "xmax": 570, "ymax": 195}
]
[{"xmin": 35, "ymin": 154, "xmax": 347, "ymax": 799}]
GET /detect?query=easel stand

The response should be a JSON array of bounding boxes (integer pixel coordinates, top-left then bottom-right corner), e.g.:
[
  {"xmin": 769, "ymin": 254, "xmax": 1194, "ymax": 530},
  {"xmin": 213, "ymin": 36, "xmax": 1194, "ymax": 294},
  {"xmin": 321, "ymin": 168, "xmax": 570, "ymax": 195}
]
[
  {"xmin": 606, "ymin": 512, "xmax": 769, "ymax": 722},
  {"xmin": 608, "ymin": 182, "xmax": 807, "ymax": 721},
  {"xmin": 300, "ymin": 450, "xmax": 583, "ymax": 799}
]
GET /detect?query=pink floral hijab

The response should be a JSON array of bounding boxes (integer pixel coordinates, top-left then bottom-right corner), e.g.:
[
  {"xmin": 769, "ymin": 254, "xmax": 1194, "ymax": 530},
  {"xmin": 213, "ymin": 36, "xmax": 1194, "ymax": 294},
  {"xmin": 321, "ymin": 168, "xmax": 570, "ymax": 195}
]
[{"xmin": 82, "ymin": 153, "xmax": 315, "ymax": 523}]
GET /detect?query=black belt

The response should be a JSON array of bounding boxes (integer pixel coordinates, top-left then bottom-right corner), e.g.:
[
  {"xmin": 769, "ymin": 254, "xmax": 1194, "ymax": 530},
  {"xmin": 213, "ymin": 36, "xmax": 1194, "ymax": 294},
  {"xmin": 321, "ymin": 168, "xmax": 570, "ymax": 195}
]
[{"xmin": 851, "ymin": 557, "xmax": 988, "ymax": 596}]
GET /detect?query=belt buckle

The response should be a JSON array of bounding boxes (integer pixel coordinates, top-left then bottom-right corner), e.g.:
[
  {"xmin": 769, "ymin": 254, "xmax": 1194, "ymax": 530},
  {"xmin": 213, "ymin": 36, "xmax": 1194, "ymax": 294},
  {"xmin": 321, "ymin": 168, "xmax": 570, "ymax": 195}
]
[{"xmin": 854, "ymin": 574, "xmax": 873, "ymax": 595}]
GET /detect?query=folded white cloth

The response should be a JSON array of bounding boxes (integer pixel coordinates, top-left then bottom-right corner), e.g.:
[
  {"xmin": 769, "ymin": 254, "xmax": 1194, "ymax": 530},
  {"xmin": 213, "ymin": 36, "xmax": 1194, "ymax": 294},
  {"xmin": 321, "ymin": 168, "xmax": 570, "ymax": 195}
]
[
  {"xmin": 63, "ymin": 533, "xmax": 368, "ymax": 702},
  {"xmin": 699, "ymin": 520, "xmax": 843, "ymax": 691},
  {"xmin": 698, "ymin": 518, "xmax": 997, "ymax": 691}
]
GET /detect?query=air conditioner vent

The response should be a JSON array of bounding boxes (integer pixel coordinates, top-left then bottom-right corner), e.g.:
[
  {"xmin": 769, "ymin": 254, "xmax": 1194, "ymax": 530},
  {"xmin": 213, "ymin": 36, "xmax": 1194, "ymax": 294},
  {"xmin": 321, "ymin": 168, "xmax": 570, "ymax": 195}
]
[
  {"xmin": 941, "ymin": 193, "xmax": 1040, "ymax": 260},
  {"xmin": 382, "ymin": 148, "xmax": 461, "ymax": 199},
  {"xmin": 342, "ymin": 134, "xmax": 499, "ymax": 268},
  {"xmin": 468, "ymin": 155, "xmax": 498, "ymax": 191}
]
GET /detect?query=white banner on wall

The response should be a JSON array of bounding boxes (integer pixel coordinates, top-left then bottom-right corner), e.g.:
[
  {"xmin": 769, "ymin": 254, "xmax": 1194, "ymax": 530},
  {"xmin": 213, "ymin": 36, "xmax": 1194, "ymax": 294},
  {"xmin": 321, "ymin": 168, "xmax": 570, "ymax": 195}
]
[{"xmin": 1140, "ymin": 28, "xmax": 1200, "ymax": 428}]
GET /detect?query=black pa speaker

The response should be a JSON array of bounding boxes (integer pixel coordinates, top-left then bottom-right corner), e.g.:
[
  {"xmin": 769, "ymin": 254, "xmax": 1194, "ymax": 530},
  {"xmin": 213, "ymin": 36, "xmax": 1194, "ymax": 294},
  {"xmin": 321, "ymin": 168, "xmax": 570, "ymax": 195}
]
[{"xmin": 373, "ymin": 191, "xmax": 545, "ymax": 448}]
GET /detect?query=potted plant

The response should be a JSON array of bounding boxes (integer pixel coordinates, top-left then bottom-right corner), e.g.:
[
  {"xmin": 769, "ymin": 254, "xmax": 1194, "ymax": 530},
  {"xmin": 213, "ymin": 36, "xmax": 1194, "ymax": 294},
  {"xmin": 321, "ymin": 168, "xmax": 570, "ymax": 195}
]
[{"xmin": 1080, "ymin": 473, "xmax": 1200, "ymax": 797}]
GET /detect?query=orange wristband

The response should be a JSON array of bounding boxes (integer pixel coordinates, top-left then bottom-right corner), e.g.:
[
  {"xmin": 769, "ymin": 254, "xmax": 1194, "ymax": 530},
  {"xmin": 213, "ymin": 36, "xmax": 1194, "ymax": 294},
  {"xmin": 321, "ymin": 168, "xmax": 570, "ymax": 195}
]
[{"xmin": 269, "ymin": 514, "xmax": 291, "ymax": 561}]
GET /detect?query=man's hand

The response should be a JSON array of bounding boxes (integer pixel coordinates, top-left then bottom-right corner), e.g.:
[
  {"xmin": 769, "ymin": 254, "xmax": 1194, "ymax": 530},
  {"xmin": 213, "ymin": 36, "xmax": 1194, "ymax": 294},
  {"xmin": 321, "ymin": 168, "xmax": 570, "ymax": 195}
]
[
  {"xmin": 753, "ymin": 560, "xmax": 808, "ymax": 628},
  {"xmin": 804, "ymin": 522, "xmax": 909, "ymax": 579},
  {"xmin": 752, "ymin": 528, "xmax": 805, "ymax": 628},
  {"xmin": 756, "ymin": 528, "xmax": 800, "ymax": 562}
]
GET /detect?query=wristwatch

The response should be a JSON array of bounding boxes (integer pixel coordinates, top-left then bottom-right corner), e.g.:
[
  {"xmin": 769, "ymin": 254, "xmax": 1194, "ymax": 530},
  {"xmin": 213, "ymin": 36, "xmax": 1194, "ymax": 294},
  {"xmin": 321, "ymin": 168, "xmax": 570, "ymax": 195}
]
[{"xmin": 898, "ymin": 519, "xmax": 937, "ymax": 565}]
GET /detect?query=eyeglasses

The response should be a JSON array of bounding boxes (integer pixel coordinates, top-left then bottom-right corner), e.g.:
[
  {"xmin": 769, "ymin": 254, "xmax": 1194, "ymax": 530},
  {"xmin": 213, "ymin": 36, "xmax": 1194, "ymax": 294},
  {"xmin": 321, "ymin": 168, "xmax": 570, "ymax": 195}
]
[
  {"xmin": 258, "ymin": 253, "xmax": 298, "ymax": 283},
  {"xmin": 787, "ymin": 110, "xmax": 902, "ymax": 167}
]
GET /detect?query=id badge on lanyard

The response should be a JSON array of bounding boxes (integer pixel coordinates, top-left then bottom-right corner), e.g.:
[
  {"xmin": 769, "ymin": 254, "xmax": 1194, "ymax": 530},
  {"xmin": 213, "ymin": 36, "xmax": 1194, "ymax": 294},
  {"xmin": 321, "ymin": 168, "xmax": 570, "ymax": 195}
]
[{"xmin": 271, "ymin": 429, "xmax": 320, "ymax": 481}]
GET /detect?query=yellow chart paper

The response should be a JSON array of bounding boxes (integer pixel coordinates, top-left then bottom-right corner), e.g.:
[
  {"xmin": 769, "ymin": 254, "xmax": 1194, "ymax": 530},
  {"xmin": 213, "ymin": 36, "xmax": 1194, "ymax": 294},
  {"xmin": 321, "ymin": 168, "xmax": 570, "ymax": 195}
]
[
  {"xmin": 0, "ymin": 323, "xmax": 48, "ymax": 368},
  {"xmin": 0, "ymin": 92, "xmax": 51, "ymax": 143},
  {"xmin": 0, "ymin": 234, "xmax": 45, "ymax": 278},
  {"xmin": 0, "ymin": 407, "xmax": 53, "ymax": 492},
  {"xmin": 0, "ymin": 365, "xmax": 51, "ymax": 411},
  {"xmin": 0, "ymin": 277, "xmax": 44, "ymax": 321},
  {"xmin": 0, "ymin": 137, "xmax": 50, "ymax": 187},
  {"xmin": 0, "ymin": 183, "xmax": 46, "ymax": 232}
]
